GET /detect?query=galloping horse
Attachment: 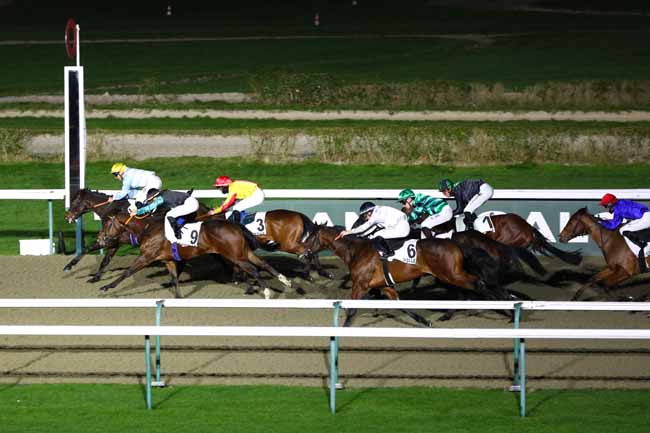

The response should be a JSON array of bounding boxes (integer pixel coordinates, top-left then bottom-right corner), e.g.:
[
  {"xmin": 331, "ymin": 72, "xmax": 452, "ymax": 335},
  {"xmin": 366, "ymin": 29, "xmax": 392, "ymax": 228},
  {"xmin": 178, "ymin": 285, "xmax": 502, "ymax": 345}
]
[
  {"xmin": 208, "ymin": 210, "xmax": 333, "ymax": 280},
  {"xmin": 64, "ymin": 189, "xmax": 211, "ymax": 282},
  {"xmin": 401, "ymin": 207, "xmax": 546, "ymax": 277},
  {"xmin": 311, "ymin": 225, "xmax": 511, "ymax": 326},
  {"xmin": 63, "ymin": 189, "xmax": 132, "ymax": 282},
  {"xmin": 429, "ymin": 212, "xmax": 582, "ymax": 267},
  {"xmin": 98, "ymin": 212, "xmax": 292, "ymax": 298},
  {"xmin": 559, "ymin": 207, "xmax": 647, "ymax": 300}
]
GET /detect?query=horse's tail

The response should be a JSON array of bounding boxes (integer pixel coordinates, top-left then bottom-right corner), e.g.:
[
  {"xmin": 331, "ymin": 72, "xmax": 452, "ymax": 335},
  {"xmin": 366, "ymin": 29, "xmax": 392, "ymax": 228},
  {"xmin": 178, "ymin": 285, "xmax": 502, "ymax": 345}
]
[
  {"xmin": 512, "ymin": 246, "xmax": 548, "ymax": 275},
  {"xmin": 531, "ymin": 228, "xmax": 582, "ymax": 266},
  {"xmin": 238, "ymin": 225, "xmax": 261, "ymax": 251}
]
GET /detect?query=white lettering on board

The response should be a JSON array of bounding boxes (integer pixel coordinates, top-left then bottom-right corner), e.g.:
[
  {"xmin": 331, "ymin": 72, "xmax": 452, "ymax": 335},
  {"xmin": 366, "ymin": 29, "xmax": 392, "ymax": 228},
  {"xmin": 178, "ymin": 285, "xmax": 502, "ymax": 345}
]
[
  {"xmin": 312, "ymin": 212, "xmax": 333, "ymax": 227},
  {"xmin": 526, "ymin": 211, "xmax": 556, "ymax": 242},
  {"xmin": 345, "ymin": 212, "xmax": 359, "ymax": 230},
  {"xmin": 559, "ymin": 212, "xmax": 589, "ymax": 243}
]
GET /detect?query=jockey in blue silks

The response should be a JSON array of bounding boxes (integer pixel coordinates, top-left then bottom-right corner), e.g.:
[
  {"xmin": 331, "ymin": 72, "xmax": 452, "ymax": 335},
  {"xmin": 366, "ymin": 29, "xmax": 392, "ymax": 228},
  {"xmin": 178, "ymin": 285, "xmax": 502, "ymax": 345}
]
[{"xmin": 599, "ymin": 193, "xmax": 650, "ymax": 248}]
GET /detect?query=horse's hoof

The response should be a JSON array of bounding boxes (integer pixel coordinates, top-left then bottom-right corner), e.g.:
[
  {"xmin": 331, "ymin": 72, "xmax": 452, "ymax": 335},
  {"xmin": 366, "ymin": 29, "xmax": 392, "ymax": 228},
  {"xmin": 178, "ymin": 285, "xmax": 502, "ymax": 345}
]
[
  {"xmin": 87, "ymin": 276, "xmax": 100, "ymax": 283},
  {"xmin": 295, "ymin": 287, "xmax": 306, "ymax": 296},
  {"xmin": 244, "ymin": 286, "xmax": 256, "ymax": 296},
  {"xmin": 63, "ymin": 266, "xmax": 72, "ymax": 272},
  {"xmin": 426, "ymin": 321, "xmax": 434, "ymax": 328},
  {"xmin": 263, "ymin": 288, "xmax": 272, "ymax": 300},
  {"xmin": 320, "ymin": 271, "xmax": 335, "ymax": 280},
  {"xmin": 301, "ymin": 273, "xmax": 314, "ymax": 282},
  {"xmin": 437, "ymin": 315, "xmax": 451, "ymax": 322},
  {"xmin": 99, "ymin": 286, "xmax": 110, "ymax": 293}
]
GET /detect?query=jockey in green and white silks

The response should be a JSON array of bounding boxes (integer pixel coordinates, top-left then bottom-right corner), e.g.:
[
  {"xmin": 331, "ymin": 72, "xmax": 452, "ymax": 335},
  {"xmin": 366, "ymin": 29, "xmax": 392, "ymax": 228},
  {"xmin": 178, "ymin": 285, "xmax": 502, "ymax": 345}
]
[{"xmin": 398, "ymin": 189, "xmax": 452, "ymax": 238}]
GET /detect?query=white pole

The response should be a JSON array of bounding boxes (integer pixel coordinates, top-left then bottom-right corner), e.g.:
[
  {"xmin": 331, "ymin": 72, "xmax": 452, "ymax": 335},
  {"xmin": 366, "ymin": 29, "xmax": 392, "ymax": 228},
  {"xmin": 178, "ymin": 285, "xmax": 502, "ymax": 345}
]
[{"xmin": 75, "ymin": 25, "xmax": 80, "ymax": 67}]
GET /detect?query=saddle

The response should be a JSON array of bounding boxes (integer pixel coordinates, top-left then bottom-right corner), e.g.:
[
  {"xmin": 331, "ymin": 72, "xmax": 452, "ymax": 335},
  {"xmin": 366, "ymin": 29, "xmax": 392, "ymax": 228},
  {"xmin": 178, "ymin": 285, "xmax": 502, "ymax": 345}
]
[
  {"xmin": 227, "ymin": 210, "xmax": 249, "ymax": 225},
  {"xmin": 371, "ymin": 236, "xmax": 408, "ymax": 259}
]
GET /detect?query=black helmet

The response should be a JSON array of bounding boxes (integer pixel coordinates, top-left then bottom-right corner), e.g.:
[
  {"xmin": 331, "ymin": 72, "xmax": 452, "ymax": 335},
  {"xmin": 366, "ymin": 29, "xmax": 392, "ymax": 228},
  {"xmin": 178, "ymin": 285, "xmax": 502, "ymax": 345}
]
[
  {"xmin": 359, "ymin": 201, "xmax": 376, "ymax": 215},
  {"xmin": 145, "ymin": 188, "xmax": 160, "ymax": 202}
]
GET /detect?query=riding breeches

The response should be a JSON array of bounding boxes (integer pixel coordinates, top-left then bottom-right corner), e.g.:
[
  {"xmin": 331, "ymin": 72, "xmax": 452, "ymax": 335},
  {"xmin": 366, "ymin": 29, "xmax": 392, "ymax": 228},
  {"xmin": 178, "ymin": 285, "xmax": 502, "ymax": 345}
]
[
  {"xmin": 133, "ymin": 175, "xmax": 163, "ymax": 204},
  {"xmin": 226, "ymin": 187, "xmax": 265, "ymax": 218},
  {"xmin": 464, "ymin": 183, "xmax": 494, "ymax": 214},
  {"xmin": 620, "ymin": 211, "xmax": 650, "ymax": 235},
  {"xmin": 420, "ymin": 206, "xmax": 453, "ymax": 239},
  {"xmin": 367, "ymin": 215, "xmax": 410, "ymax": 240},
  {"xmin": 164, "ymin": 197, "xmax": 199, "ymax": 239}
]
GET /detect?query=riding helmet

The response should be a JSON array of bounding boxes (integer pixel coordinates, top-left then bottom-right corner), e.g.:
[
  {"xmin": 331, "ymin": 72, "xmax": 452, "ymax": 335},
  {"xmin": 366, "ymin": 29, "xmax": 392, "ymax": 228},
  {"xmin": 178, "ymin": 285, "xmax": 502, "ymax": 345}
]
[
  {"xmin": 111, "ymin": 162, "xmax": 127, "ymax": 176},
  {"xmin": 439, "ymin": 178, "xmax": 453, "ymax": 192},
  {"xmin": 214, "ymin": 176, "xmax": 233, "ymax": 187},
  {"xmin": 398, "ymin": 189, "xmax": 416, "ymax": 203},
  {"xmin": 600, "ymin": 193, "xmax": 618, "ymax": 207},
  {"xmin": 359, "ymin": 201, "xmax": 376, "ymax": 215}
]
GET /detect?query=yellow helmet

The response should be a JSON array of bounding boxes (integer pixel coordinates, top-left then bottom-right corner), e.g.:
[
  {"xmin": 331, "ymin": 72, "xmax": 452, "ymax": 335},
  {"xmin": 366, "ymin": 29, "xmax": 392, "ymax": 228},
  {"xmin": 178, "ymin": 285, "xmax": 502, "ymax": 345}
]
[{"xmin": 110, "ymin": 162, "xmax": 127, "ymax": 176}]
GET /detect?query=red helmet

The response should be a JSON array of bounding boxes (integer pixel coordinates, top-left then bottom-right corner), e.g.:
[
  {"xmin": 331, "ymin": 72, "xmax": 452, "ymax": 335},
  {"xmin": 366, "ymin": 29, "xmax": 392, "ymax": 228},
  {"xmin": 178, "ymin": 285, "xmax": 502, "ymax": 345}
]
[
  {"xmin": 214, "ymin": 176, "xmax": 233, "ymax": 187},
  {"xmin": 600, "ymin": 193, "xmax": 618, "ymax": 206}
]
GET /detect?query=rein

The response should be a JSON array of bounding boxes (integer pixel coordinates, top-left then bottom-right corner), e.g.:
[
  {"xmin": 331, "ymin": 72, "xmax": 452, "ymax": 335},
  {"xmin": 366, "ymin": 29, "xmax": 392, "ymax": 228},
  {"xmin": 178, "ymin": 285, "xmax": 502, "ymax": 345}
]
[{"xmin": 92, "ymin": 199, "xmax": 112, "ymax": 209}]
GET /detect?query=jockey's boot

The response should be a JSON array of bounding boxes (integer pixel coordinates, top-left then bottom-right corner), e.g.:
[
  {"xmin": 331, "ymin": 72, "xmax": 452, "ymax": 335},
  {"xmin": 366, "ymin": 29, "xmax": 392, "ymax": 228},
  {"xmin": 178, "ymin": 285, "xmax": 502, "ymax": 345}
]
[
  {"xmin": 167, "ymin": 216, "xmax": 182, "ymax": 239},
  {"xmin": 421, "ymin": 227, "xmax": 434, "ymax": 239},
  {"xmin": 623, "ymin": 231, "xmax": 648, "ymax": 273},
  {"xmin": 373, "ymin": 236, "xmax": 394, "ymax": 259},
  {"xmin": 463, "ymin": 212, "xmax": 477, "ymax": 230},
  {"xmin": 228, "ymin": 210, "xmax": 241, "ymax": 224}
]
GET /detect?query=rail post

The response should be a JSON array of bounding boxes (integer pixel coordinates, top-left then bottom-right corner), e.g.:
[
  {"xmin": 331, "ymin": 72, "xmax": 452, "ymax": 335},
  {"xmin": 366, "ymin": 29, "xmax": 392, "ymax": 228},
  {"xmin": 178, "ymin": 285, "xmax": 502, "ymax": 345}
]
[
  {"xmin": 48, "ymin": 199, "xmax": 54, "ymax": 254},
  {"xmin": 519, "ymin": 337, "xmax": 527, "ymax": 417},
  {"xmin": 511, "ymin": 302, "xmax": 523, "ymax": 391},
  {"xmin": 329, "ymin": 301, "xmax": 341, "ymax": 414},
  {"xmin": 153, "ymin": 300, "xmax": 165, "ymax": 387},
  {"xmin": 145, "ymin": 335, "xmax": 152, "ymax": 410}
]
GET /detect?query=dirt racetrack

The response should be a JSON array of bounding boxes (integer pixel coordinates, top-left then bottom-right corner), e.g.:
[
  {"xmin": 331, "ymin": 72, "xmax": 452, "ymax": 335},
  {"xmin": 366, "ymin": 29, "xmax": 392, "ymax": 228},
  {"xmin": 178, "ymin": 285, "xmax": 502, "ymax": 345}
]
[{"xmin": 0, "ymin": 253, "xmax": 649, "ymax": 390}]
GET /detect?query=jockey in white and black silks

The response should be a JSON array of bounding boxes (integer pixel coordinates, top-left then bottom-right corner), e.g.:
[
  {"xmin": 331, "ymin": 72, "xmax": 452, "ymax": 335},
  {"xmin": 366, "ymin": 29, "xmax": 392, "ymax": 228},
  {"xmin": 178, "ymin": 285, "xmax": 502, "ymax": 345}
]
[{"xmin": 132, "ymin": 188, "xmax": 199, "ymax": 240}]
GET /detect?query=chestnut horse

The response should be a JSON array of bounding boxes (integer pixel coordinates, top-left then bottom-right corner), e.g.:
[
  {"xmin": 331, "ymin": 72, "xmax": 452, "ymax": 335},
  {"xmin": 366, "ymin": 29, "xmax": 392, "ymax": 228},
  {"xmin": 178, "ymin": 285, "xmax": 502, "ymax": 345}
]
[
  {"xmin": 208, "ymin": 210, "xmax": 333, "ymax": 280},
  {"xmin": 311, "ymin": 225, "xmax": 511, "ymax": 326},
  {"xmin": 559, "ymin": 207, "xmax": 648, "ymax": 300},
  {"xmin": 98, "ymin": 212, "xmax": 292, "ymax": 298}
]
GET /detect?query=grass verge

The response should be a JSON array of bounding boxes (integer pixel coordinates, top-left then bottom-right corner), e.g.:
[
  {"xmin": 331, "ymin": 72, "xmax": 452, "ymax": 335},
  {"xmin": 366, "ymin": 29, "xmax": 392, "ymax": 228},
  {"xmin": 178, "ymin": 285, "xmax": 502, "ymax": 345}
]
[{"xmin": 0, "ymin": 384, "xmax": 649, "ymax": 433}]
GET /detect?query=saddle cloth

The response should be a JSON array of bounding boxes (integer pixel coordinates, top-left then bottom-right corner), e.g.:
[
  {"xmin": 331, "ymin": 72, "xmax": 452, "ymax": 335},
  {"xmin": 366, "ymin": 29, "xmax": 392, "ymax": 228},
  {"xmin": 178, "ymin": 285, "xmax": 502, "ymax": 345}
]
[
  {"xmin": 244, "ymin": 211, "xmax": 267, "ymax": 236},
  {"xmin": 454, "ymin": 213, "xmax": 497, "ymax": 234},
  {"xmin": 387, "ymin": 239, "xmax": 418, "ymax": 265},
  {"xmin": 165, "ymin": 221, "xmax": 202, "ymax": 247}
]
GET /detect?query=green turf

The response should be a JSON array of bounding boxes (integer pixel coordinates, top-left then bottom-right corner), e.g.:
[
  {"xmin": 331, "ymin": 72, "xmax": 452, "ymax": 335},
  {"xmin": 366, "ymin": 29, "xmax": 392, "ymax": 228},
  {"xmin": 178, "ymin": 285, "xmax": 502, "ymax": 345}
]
[
  {"xmin": 0, "ymin": 159, "xmax": 648, "ymax": 255},
  {"xmin": 1, "ymin": 32, "xmax": 649, "ymax": 96},
  {"xmin": 0, "ymin": 384, "xmax": 648, "ymax": 433}
]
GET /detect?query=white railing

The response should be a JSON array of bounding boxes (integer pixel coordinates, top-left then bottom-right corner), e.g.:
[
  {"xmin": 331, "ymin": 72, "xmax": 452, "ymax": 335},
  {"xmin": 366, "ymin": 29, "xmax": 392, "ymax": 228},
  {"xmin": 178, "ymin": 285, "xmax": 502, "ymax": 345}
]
[
  {"xmin": 2, "ymin": 298, "xmax": 650, "ymax": 416},
  {"xmin": 2, "ymin": 188, "xmax": 650, "ymax": 200}
]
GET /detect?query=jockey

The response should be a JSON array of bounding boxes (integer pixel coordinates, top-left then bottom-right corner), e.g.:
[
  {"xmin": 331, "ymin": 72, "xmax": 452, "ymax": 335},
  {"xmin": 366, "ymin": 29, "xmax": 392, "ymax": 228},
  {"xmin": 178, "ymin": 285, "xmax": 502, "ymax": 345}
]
[
  {"xmin": 335, "ymin": 201, "xmax": 410, "ymax": 257},
  {"xmin": 109, "ymin": 162, "xmax": 162, "ymax": 207},
  {"xmin": 438, "ymin": 178, "xmax": 494, "ymax": 230},
  {"xmin": 398, "ymin": 188, "xmax": 452, "ymax": 239},
  {"xmin": 131, "ymin": 188, "xmax": 199, "ymax": 240},
  {"xmin": 207, "ymin": 176, "xmax": 264, "ymax": 223},
  {"xmin": 599, "ymin": 193, "xmax": 650, "ymax": 246}
]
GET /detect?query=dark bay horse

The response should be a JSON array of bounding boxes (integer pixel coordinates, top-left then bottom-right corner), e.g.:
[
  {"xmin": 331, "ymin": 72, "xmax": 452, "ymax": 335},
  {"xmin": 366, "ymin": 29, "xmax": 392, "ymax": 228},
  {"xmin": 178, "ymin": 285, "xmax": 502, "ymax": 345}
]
[
  {"xmin": 429, "ymin": 212, "xmax": 582, "ymax": 267},
  {"xmin": 311, "ymin": 225, "xmax": 511, "ymax": 326},
  {"xmin": 97, "ymin": 212, "xmax": 293, "ymax": 298},
  {"xmin": 559, "ymin": 207, "xmax": 647, "ymax": 300},
  {"xmin": 401, "ymin": 207, "xmax": 546, "ymax": 277},
  {"xmin": 64, "ymin": 189, "xmax": 211, "ymax": 282}
]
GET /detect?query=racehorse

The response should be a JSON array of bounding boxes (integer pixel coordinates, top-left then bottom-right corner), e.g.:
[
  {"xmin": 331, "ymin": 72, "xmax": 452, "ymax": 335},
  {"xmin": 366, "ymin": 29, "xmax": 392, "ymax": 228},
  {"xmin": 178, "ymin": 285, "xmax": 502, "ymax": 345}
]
[
  {"xmin": 98, "ymin": 212, "xmax": 293, "ymax": 298},
  {"xmin": 559, "ymin": 207, "xmax": 647, "ymax": 300},
  {"xmin": 311, "ymin": 225, "xmax": 511, "ymax": 326},
  {"xmin": 429, "ymin": 212, "xmax": 582, "ymax": 267},
  {"xmin": 63, "ymin": 189, "xmax": 133, "ymax": 282},
  {"xmin": 207, "ymin": 210, "xmax": 334, "ymax": 280},
  {"xmin": 64, "ymin": 189, "xmax": 211, "ymax": 283},
  {"xmin": 401, "ymin": 206, "xmax": 547, "ymax": 277}
]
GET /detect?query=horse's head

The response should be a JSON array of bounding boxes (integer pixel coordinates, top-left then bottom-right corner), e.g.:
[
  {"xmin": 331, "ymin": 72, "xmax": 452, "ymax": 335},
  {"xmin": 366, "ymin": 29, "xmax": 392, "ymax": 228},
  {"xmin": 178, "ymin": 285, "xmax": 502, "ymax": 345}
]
[
  {"xmin": 98, "ymin": 214, "xmax": 130, "ymax": 247},
  {"xmin": 65, "ymin": 189, "xmax": 113, "ymax": 223},
  {"xmin": 559, "ymin": 207, "xmax": 593, "ymax": 243}
]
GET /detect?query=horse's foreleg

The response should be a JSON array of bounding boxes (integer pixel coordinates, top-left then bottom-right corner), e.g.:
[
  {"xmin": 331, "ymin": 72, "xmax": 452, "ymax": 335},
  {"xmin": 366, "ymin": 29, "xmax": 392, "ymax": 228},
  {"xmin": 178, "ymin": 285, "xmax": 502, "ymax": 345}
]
[
  {"xmin": 88, "ymin": 246, "xmax": 119, "ymax": 283},
  {"xmin": 310, "ymin": 252, "xmax": 334, "ymax": 280},
  {"xmin": 164, "ymin": 261, "xmax": 181, "ymax": 298},
  {"xmin": 247, "ymin": 252, "xmax": 293, "ymax": 291},
  {"xmin": 572, "ymin": 267, "xmax": 616, "ymax": 301},
  {"xmin": 63, "ymin": 241, "xmax": 106, "ymax": 272},
  {"xmin": 98, "ymin": 254, "xmax": 154, "ymax": 293},
  {"xmin": 232, "ymin": 260, "xmax": 270, "ymax": 297},
  {"xmin": 383, "ymin": 286, "xmax": 432, "ymax": 328}
]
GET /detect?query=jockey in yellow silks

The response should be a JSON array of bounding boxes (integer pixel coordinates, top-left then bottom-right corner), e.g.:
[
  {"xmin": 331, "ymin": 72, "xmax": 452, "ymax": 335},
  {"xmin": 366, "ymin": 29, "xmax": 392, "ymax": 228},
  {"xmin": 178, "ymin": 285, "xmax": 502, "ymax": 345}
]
[{"xmin": 207, "ymin": 176, "xmax": 264, "ymax": 222}]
